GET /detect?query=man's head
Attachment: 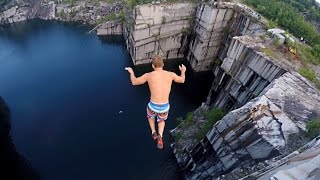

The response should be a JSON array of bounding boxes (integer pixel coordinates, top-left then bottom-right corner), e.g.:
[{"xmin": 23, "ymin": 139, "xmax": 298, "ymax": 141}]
[{"xmin": 151, "ymin": 55, "xmax": 164, "ymax": 69}]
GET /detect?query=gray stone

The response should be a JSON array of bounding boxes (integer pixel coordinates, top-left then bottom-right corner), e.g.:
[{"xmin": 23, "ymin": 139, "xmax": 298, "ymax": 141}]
[
  {"xmin": 246, "ymin": 139, "xmax": 275, "ymax": 159},
  {"xmin": 216, "ymin": 119, "xmax": 228, "ymax": 133}
]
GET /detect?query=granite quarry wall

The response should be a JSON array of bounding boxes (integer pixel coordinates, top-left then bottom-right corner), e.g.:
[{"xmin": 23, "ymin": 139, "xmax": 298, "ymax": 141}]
[
  {"xmin": 124, "ymin": 2, "xmax": 266, "ymax": 70},
  {"xmin": 124, "ymin": 3, "xmax": 195, "ymax": 65},
  {"xmin": 172, "ymin": 71, "xmax": 320, "ymax": 179}
]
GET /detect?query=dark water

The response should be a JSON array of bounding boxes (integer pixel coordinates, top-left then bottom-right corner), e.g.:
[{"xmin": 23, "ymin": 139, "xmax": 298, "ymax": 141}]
[{"xmin": 0, "ymin": 20, "xmax": 212, "ymax": 180}]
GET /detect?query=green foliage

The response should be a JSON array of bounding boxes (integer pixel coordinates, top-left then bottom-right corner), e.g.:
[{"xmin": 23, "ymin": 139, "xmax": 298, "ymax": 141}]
[
  {"xmin": 59, "ymin": 11, "xmax": 66, "ymax": 18},
  {"xmin": 124, "ymin": 0, "xmax": 153, "ymax": 8},
  {"xmin": 278, "ymin": 0, "xmax": 320, "ymax": 23},
  {"xmin": 213, "ymin": 58, "xmax": 222, "ymax": 65},
  {"xmin": 96, "ymin": 13, "xmax": 118, "ymax": 24},
  {"xmin": 296, "ymin": 43, "xmax": 320, "ymax": 65},
  {"xmin": 195, "ymin": 109, "xmax": 224, "ymax": 140},
  {"xmin": 312, "ymin": 45, "xmax": 320, "ymax": 59},
  {"xmin": 177, "ymin": 117, "xmax": 184, "ymax": 128},
  {"xmin": 69, "ymin": 0, "xmax": 77, "ymax": 6},
  {"xmin": 273, "ymin": 37, "xmax": 281, "ymax": 46},
  {"xmin": 299, "ymin": 67, "xmax": 318, "ymax": 83},
  {"xmin": 101, "ymin": 0, "xmax": 120, "ymax": 3},
  {"xmin": 118, "ymin": 11, "xmax": 125, "ymax": 22},
  {"xmin": 306, "ymin": 119, "xmax": 320, "ymax": 138},
  {"xmin": 174, "ymin": 131, "xmax": 183, "ymax": 142},
  {"xmin": 261, "ymin": 47, "xmax": 281, "ymax": 60},
  {"xmin": 244, "ymin": 0, "xmax": 320, "ymax": 46},
  {"xmin": 175, "ymin": 112, "xmax": 193, "ymax": 128},
  {"xmin": 267, "ymin": 20, "xmax": 277, "ymax": 29},
  {"xmin": 185, "ymin": 112, "xmax": 193, "ymax": 126}
]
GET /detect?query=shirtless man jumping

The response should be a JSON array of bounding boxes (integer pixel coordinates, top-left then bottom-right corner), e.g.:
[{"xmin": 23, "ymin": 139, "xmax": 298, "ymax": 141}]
[{"xmin": 125, "ymin": 55, "xmax": 186, "ymax": 149}]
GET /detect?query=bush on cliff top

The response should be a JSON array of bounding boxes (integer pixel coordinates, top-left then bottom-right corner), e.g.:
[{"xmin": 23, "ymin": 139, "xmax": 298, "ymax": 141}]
[
  {"xmin": 298, "ymin": 67, "xmax": 320, "ymax": 89},
  {"xmin": 195, "ymin": 108, "xmax": 224, "ymax": 140},
  {"xmin": 306, "ymin": 119, "xmax": 320, "ymax": 138}
]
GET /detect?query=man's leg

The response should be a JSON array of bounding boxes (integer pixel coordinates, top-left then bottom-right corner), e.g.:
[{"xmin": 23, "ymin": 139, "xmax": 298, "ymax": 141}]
[
  {"xmin": 147, "ymin": 105, "xmax": 157, "ymax": 140},
  {"xmin": 156, "ymin": 111, "xmax": 168, "ymax": 149},
  {"xmin": 148, "ymin": 118, "xmax": 156, "ymax": 134},
  {"xmin": 157, "ymin": 120, "xmax": 165, "ymax": 137}
]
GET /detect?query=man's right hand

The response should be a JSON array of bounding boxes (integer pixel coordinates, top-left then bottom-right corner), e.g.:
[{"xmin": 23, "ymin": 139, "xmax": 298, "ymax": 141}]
[
  {"xmin": 125, "ymin": 67, "xmax": 134, "ymax": 74},
  {"xmin": 179, "ymin": 64, "xmax": 186, "ymax": 73}
]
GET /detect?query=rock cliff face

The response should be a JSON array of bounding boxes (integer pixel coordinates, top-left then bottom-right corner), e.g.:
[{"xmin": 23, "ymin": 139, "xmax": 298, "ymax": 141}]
[
  {"xmin": 97, "ymin": 20, "xmax": 122, "ymax": 35},
  {"xmin": 124, "ymin": 3, "xmax": 195, "ymax": 65},
  {"xmin": 0, "ymin": 97, "xmax": 40, "ymax": 180},
  {"xmin": 0, "ymin": 0, "xmax": 124, "ymax": 35},
  {"xmin": 0, "ymin": 0, "xmax": 56, "ymax": 24},
  {"xmin": 172, "ymin": 72, "xmax": 320, "ymax": 179},
  {"xmin": 206, "ymin": 36, "xmax": 287, "ymax": 111},
  {"xmin": 188, "ymin": 3, "xmax": 265, "ymax": 72},
  {"xmin": 55, "ymin": 1, "xmax": 123, "ymax": 25},
  {"xmin": 124, "ymin": 2, "xmax": 266, "ymax": 69}
]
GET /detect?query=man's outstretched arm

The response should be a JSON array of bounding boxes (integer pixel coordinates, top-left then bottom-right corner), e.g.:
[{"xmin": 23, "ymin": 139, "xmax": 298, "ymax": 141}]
[
  {"xmin": 125, "ymin": 67, "xmax": 148, "ymax": 85},
  {"xmin": 172, "ymin": 64, "xmax": 186, "ymax": 83}
]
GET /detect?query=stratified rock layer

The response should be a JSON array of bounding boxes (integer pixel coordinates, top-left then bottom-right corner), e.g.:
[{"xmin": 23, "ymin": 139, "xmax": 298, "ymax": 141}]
[
  {"xmin": 188, "ymin": 3, "xmax": 265, "ymax": 72},
  {"xmin": 0, "ymin": 0, "xmax": 56, "ymax": 24},
  {"xmin": 124, "ymin": 3, "xmax": 195, "ymax": 65},
  {"xmin": 206, "ymin": 36, "xmax": 286, "ymax": 111},
  {"xmin": 97, "ymin": 21, "xmax": 122, "ymax": 35},
  {"xmin": 124, "ymin": 2, "xmax": 266, "ymax": 70},
  {"xmin": 173, "ymin": 72, "xmax": 320, "ymax": 179}
]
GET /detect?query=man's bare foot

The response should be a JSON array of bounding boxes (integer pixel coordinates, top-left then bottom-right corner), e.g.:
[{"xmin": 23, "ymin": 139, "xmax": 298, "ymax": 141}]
[{"xmin": 157, "ymin": 135, "xmax": 163, "ymax": 149}]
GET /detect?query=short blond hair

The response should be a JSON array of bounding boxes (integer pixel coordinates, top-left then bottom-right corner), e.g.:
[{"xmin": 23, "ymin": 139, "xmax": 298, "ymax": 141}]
[{"xmin": 151, "ymin": 55, "xmax": 164, "ymax": 68}]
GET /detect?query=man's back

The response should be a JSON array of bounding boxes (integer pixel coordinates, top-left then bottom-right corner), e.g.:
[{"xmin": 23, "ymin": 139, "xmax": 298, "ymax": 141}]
[
  {"xmin": 125, "ymin": 55, "xmax": 186, "ymax": 149},
  {"xmin": 147, "ymin": 70, "xmax": 173, "ymax": 104}
]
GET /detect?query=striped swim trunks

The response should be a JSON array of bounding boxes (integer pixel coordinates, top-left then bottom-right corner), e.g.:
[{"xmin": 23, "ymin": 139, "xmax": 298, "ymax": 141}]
[{"xmin": 146, "ymin": 101, "xmax": 170, "ymax": 122}]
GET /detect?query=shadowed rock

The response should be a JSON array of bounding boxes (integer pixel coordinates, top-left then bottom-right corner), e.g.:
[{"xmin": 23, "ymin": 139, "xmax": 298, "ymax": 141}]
[{"xmin": 0, "ymin": 97, "xmax": 40, "ymax": 180}]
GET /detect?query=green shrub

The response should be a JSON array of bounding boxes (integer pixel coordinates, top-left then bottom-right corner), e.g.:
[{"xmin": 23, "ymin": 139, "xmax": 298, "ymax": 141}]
[
  {"xmin": 306, "ymin": 119, "xmax": 320, "ymax": 138},
  {"xmin": 96, "ymin": 13, "xmax": 118, "ymax": 24},
  {"xmin": 185, "ymin": 112, "xmax": 193, "ymax": 125},
  {"xmin": 273, "ymin": 36, "xmax": 281, "ymax": 46},
  {"xmin": 297, "ymin": 44, "xmax": 320, "ymax": 65},
  {"xmin": 262, "ymin": 47, "xmax": 281, "ymax": 60},
  {"xmin": 69, "ymin": 0, "xmax": 77, "ymax": 6},
  {"xmin": 118, "ymin": 11, "xmax": 125, "ymax": 22},
  {"xmin": 195, "ymin": 108, "xmax": 224, "ymax": 140},
  {"xmin": 312, "ymin": 45, "xmax": 320, "ymax": 59},
  {"xmin": 177, "ymin": 117, "xmax": 183, "ymax": 128},
  {"xmin": 175, "ymin": 132, "xmax": 183, "ymax": 142},
  {"xmin": 213, "ymin": 58, "xmax": 222, "ymax": 65},
  {"xmin": 59, "ymin": 11, "xmax": 66, "ymax": 18},
  {"xmin": 299, "ymin": 67, "xmax": 317, "ymax": 83},
  {"xmin": 267, "ymin": 20, "xmax": 277, "ymax": 29}
]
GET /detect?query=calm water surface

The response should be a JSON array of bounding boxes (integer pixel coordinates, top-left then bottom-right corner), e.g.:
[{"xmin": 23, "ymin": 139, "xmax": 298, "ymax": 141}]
[{"xmin": 0, "ymin": 20, "xmax": 212, "ymax": 180}]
